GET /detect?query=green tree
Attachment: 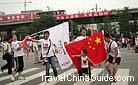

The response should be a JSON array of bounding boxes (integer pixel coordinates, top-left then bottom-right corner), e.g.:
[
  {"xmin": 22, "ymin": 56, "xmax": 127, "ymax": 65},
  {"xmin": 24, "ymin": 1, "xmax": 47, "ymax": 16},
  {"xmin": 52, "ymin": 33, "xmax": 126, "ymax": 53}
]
[
  {"xmin": 117, "ymin": 7, "xmax": 132, "ymax": 37},
  {"xmin": 68, "ymin": 20, "xmax": 79, "ymax": 35},
  {"xmin": 16, "ymin": 26, "xmax": 29, "ymax": 40},
  {"xmin": 97, "ymin": 15, "xmax": 119, "ymax": 36},
  {"xmin": 30, "ymin": 14, "xmax": 57, "ymax": 34}
]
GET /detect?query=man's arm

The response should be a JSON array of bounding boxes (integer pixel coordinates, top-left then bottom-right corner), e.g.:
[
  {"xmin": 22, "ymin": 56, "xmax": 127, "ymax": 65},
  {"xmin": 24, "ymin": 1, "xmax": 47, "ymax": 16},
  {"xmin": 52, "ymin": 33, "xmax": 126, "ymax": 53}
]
[
  {"xmin": 30, "ymin": 38, "xmax": 40, "ymax": 43},
  {"xmin": 25, "ymin": 36, "xmax": 40, "ymax": 43}
]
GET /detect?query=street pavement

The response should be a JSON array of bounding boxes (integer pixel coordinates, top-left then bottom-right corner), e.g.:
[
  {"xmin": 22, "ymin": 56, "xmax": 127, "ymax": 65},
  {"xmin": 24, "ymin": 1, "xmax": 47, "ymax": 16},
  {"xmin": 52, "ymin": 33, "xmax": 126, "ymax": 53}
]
[{"xmin": 0, "ymin": 48, "xmax": 138, "ymax": 85}]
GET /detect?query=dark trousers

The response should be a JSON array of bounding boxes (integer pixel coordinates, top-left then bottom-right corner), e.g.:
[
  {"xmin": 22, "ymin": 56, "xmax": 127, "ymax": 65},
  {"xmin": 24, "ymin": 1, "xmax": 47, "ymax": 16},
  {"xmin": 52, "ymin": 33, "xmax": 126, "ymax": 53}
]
[
  {"xmin": 1, "ymin": 57, "xmax": 12, "ymax": 74},
  {"xmin": 14, "ymin": 56, "xmax": 24, "ymax": 72},
  {"xmin": 45, "ymin": 56, "xmax": 58, "ymax": 79},
  {"xmin": 122, "ymin": 43, "xmax": 127, "ymax": 48},
  {"xmin": 78, "ymin": 66, "xmax": 91, "ymax": 79}
]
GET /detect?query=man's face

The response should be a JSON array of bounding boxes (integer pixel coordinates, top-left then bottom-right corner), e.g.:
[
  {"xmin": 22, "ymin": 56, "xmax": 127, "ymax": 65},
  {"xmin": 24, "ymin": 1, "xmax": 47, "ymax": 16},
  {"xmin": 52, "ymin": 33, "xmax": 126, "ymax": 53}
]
[
  {"xmin": 81, "ymin": 29, "xmax": 87, "ymax": 36},
  {"xmin": 44, "ymin": 33, "xmax": 49, "ymax": 39}
]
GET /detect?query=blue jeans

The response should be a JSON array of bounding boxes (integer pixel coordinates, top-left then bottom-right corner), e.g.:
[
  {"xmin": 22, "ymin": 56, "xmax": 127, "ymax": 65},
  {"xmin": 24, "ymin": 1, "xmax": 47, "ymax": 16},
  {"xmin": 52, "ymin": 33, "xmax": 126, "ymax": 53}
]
[{"xmin": 45, "ymin": 56, "xmax": 58, "ymax": 79}]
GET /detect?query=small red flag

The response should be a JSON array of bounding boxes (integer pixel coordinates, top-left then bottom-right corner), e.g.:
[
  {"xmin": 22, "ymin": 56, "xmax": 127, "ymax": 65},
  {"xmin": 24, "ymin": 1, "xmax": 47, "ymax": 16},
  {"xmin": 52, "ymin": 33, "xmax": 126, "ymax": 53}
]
[{"xmin": 24, "ymin": 39, "xmax": 29, "ymax": 63}]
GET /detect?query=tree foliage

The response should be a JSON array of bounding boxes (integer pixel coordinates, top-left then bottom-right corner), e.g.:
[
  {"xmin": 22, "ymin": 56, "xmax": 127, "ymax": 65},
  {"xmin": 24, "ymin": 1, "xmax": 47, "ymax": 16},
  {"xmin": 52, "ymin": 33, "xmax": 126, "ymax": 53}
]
[
  {"xmin": 16, "ymin": 26, "xmax": 29, "ymax": 40},
  {"xmin": 29, "ymin": 14, "xmax": 57, "ymax": 34},
  {"xmin": 97, "ymin": 7, "xmax": 137, "ymax": 38}
]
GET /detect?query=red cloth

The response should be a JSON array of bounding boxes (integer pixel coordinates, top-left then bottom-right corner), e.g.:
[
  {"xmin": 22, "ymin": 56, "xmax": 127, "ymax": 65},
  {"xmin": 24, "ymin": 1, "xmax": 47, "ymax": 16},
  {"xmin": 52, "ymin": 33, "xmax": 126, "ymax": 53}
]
[
  {"xmin": 65, "ymin": 32, "xmax": 107, "ymax": 71},
  {"xmin": 24, "ymin": 39, "xmax": 29, "ymax": 63}
]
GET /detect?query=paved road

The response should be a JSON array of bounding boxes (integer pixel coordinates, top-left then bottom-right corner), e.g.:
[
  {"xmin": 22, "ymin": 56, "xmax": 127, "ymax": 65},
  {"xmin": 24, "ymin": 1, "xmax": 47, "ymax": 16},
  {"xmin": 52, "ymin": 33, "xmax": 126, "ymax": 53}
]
[{"xmin": 0, "ymin": 48, "xmax": 138, "ymax": 85}]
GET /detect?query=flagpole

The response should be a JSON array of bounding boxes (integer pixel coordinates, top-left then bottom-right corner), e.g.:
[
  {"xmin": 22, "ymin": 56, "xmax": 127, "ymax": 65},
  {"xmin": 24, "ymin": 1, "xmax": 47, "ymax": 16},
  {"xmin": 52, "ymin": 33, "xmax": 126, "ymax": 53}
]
[{"xmin": 101, "ymin": 30, "xmax": 108, "ymax": 76}]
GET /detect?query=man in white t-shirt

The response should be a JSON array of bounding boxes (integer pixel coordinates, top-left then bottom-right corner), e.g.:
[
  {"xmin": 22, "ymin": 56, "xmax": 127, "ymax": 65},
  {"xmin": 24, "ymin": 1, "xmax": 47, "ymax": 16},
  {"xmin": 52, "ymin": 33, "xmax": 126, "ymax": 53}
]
[
  {"xmin": 30, "ymin": 31, "xmax": 58, "ymax": 82},
  {"xmin": 104, "ymin": 34, "xmax": 122, "ymax": 82}
]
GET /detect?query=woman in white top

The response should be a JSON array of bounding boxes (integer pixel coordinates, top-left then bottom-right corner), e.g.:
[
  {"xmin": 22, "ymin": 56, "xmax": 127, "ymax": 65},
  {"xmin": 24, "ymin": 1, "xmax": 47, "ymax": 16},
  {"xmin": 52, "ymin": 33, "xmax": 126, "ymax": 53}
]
[
  {"xmin": 10, "ymin": 35, "xmax": 27, "ymax": 81},
  {"xmin": 74, "ymin": 27, "xmax": 88, "ymax": 41},
  {"xmin": 1, "ymin": 37, "xmax": 13, "ymax": 74},
  {"xmin": 104, "ymin": 34, "xmax": 122, "ymax": 82}
]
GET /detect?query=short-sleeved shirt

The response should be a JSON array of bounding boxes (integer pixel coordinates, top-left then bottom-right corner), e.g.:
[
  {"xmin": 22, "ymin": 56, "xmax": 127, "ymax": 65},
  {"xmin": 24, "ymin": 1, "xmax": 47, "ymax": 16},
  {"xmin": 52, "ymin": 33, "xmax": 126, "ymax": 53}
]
[
  {"xmin": 39, "ymin": 39, "xmax": 55, "ymax": 58},
  {"xmin": 33, "ymin": 42, "xmax": 39, "ymax": 51},
  {"xmin": 81, "ymin": 56, "xmax": 89, "ymax": 68},
  {"xmin": 3, "ymin": 42, "xmax": 12, "ymax": 54},
  {"xmin": 108, "ymin": 40, "xmax": 121, "ymax": 58},
  {"xmin": 11, "ymin": 41, "xmax": 24, "ymax": 57},
  {"xmin": 121, "ymin": 38, "xmax": 125, "ymax": 43},
  {"xmin": 74, "ymin": 36, "xmax": 87, "ymax": 41}
]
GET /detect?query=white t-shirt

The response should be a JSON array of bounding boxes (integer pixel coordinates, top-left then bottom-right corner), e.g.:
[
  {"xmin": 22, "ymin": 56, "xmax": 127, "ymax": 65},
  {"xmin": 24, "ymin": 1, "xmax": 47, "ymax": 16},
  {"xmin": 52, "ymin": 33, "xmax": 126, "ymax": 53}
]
[
  {"xmin": 122, "ymin": 38, "xmax": 125, "ymax": 43},
  {"xmin": 108, "ymin": 40, "xmax": 121, "ymax": 58},
  {"xmin": 39, "ymin": 39, "xmax": 55, "ymax": 58},
  {"xmin": 11, "ymin": 41, "xmax": 24, "ymax": 57},
  {"xmin": 33, "ymin": 42, "xmax": 39, "ymax": 51},
  {"xmin": 3, "ymin": 42, "xmax": 12, "ymax": 53},
  {"xmin": 74, "ymin": 36, "xmax": 87, "ymax": 41},
  {"xmin": 81, "ymin": 56, "xmax": 89, "ymax": 68}
]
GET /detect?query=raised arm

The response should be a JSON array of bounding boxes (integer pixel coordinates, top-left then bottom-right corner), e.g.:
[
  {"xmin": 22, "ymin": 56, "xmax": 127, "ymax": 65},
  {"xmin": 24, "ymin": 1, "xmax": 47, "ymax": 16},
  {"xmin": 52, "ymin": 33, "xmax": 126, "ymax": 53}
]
[
  {"xmin": 72, "ymin": 55, "xmax": 81, "ymax": 58},
  {"xmin": 25, "ymin": 36, "xmax": 40, "ymax": 43}
]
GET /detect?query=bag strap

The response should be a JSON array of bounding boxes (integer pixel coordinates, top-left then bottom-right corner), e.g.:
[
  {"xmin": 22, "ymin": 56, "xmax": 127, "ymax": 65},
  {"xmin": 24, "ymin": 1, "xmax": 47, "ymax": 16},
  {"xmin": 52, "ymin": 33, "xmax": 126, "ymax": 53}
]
[
  {"xmin": 7, "ymin": 44, "xmax": 9, "ymax": 53},
  {"xmin": 46, "ymin": 39, "xmax": 51, "ymax": 55},
  {"xmin": 108, "ymin": 41, "xmax": 113, "ymax": 53}
]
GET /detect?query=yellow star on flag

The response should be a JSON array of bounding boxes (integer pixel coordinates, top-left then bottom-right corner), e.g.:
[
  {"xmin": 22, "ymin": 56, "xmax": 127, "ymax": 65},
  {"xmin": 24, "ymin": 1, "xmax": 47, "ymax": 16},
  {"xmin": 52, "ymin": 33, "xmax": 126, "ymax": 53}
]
[{"xmin": 95, "ymin": 37, "xmax": 101, "ymax": 44}]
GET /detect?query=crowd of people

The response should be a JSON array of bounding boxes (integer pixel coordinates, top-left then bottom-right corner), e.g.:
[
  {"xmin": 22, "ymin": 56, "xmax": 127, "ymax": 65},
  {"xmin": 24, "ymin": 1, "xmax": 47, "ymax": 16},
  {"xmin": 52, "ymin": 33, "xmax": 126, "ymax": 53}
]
[{"xmin": 0, "ymin": 27, "xmax": 137, "ymax": 83}]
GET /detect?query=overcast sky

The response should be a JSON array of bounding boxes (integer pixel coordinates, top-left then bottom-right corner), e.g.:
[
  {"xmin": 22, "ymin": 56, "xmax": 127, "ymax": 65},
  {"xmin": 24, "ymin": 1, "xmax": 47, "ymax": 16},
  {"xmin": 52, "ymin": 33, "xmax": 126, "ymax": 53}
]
[{"xmin": 0, "ymin": 0, "xmax": 138, "ymax": 14}]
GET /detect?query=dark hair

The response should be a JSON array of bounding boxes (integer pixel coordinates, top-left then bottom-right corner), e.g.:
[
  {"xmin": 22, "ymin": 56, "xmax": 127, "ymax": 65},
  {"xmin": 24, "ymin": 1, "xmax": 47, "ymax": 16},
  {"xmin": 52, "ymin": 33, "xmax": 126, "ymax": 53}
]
[
  {"xmin": 4, "ymin": 36, "xmax": 11, "ymax": 42},
  {"xmin": 80, "ymin": 27, "xmax": 87, "ymax": 32},
  {"xmin": 44, "ymin": 31, "xmax": 50, "ymax": 35},
  {"xmin": 35, "ymin": 35, "xmax": 39, "ymax": 39},
  {"xmin": 82, "ymin": 49, "xmax": 87, "ymax": 55},
  {"xmin": 11, "ymin": 34, "xmax": 16, "ymax": 38},
  {"xmin": 104, "ymin": 34, "xmax": 111, "ymax": 38}
]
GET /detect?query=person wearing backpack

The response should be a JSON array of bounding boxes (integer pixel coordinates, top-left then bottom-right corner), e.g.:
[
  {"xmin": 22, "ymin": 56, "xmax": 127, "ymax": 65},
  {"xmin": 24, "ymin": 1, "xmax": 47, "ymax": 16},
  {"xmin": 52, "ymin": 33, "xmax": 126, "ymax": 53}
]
[
  {"xmin": 1, "ymin": 37, "xmax": 13, "ymax": 74},
  {"xmin": 104, "ymin": 34, "xmax": 122, "ymax": 82}
]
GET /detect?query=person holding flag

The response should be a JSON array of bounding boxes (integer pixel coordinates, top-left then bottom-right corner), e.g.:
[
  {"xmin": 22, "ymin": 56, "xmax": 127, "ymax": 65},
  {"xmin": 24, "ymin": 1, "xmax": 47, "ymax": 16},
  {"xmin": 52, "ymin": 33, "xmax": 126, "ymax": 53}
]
[
  {"xmin": 68, "ymin": 27, "xmax": 92, "ymax": 78},
  {"xmin": 28, "ymin": 31, "xmax": 58, "ymax": 82},
  {"xmin": 10, "ymin": 35, "xmax": 27, "ymax": 81},
  {"xmin": 73, "ymin": 49, "xmax": 90, "ymax": 78},
  {"xmin": 104, "ymin": 34, "xmax": 122, "ymax": 82},
  {"xmin": 66, "ymin": 32, "xmax": 107, "ymax": 80}
]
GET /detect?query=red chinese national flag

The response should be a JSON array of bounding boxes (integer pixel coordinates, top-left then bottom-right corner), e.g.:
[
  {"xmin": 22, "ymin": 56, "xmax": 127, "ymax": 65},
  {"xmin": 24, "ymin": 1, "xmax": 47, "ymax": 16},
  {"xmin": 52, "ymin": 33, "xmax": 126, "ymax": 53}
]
[{"xmin": 65, "ymin": 32, "xmax": 107, "ymax": 71}]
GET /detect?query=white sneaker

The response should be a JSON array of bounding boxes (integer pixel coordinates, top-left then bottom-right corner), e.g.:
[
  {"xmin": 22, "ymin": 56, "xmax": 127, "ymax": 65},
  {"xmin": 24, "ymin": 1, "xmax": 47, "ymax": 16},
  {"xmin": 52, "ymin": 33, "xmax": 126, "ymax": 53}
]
[
  {"xmin": 18, "ymin": 76, "xmax": 25, "ymax": 80},
  {"xmin": 10, "ymin": 75, "xmax": 15, "ymax": 82}
]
